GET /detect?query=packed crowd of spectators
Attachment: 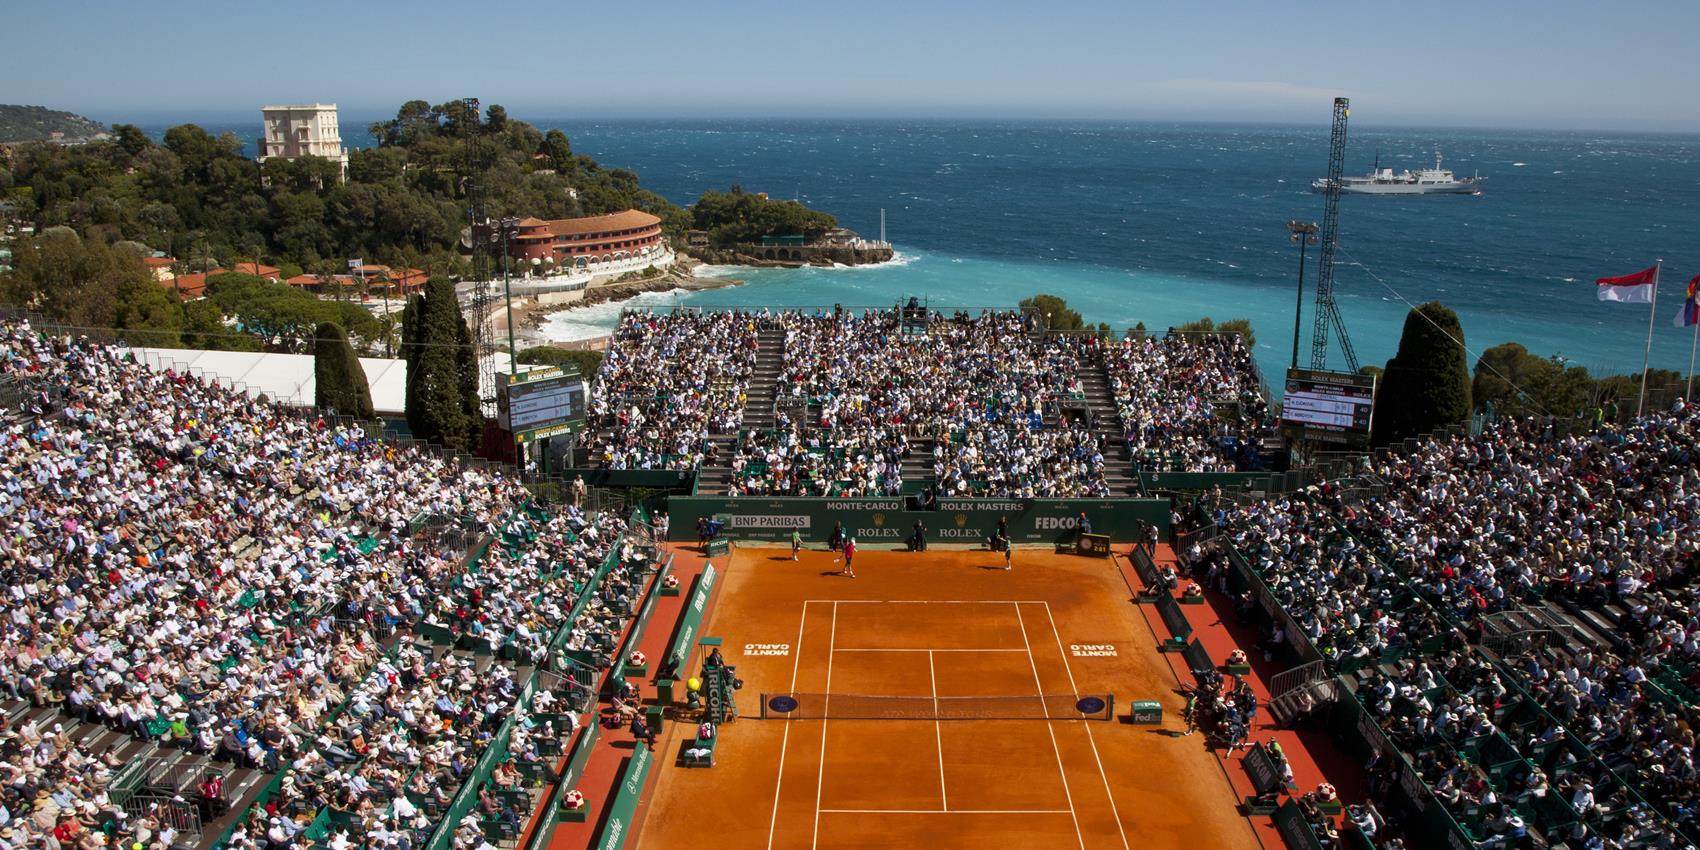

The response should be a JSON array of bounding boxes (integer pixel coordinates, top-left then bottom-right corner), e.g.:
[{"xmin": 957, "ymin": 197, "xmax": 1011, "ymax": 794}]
[
  {"xmin": 0, "ymin": 319, "xmax": 642, "ymax": 849},
  {"xmin": 746, "ymin": 308, "xmax": 1111, "ymax": 497},
  {"xmin": 727, "ymin": 422, "xmax": 903, "ymax": 498},
  {"xmin": 1106, "ymin": 333, "xmax": 1269, "ymax": 472},
  {"xmin": 592, "ymin": 308, "xmax": 1271, "ymax": 493},
  {"xmin": 1218, "ymin": 407, "xmax": 1700, "ymax": 846},
  {"xmin": 585, "ymin": 309, "xmax": 762, "ymax": 470},
  {"xmin": 0, "ymin": 711, "xmax": 183, "ymax": 850}
]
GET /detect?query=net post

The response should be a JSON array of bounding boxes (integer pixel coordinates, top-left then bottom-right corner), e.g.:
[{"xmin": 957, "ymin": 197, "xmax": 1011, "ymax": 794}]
[
  {"xmin": 1105, "ymin": 693, "xmax": 1115, "ymax": 722},
  {"xmin": 759, "ymin": 692, "xmax": 768, "ymax": 720}
]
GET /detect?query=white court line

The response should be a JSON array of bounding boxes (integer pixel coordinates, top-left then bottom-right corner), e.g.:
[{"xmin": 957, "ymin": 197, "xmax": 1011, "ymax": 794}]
[
  {"xmin": 928, "ymin": 650, "xmax": 948, "ymax": 812},
  {"xmin": 804, "ymin": 599, "xmax": 1048, "ymax": 604},
  {"xmin": 1013, "ymin": 603, "xmax": 1086, "ymax": 850},
  {"xmin": 809, "ymin": 601, "xmax": 838, "ymax": 850},
  {"xmin": 831, "ymin": 647, "xmax": 1026, "ymax": 652},
  {"xmin": 765, "ymin": 601, "xmax": 812, "ymax": 850},
  {"xmin": 819, "ymin": 809, "xmax": 1074, "ymax": 814},
  {"xmin": 1038, "ymin": 601, "xmax": 1132, "ymax": 850}
]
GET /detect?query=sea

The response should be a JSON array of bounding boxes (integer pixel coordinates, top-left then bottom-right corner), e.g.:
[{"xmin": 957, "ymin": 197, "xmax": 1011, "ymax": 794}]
[{"xmin": 142, "ymin": 117, "xmax": 1700, "ymax": 388}]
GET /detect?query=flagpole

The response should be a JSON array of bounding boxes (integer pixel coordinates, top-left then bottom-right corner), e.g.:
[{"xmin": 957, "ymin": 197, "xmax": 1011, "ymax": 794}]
[
  {"xmin": 1688, "ymin": 311, "xmax": 1698, "ymax": 402},
  {"xmin": 1638, "ymin": 259, "xmax": 1661, "ymax": 417}
]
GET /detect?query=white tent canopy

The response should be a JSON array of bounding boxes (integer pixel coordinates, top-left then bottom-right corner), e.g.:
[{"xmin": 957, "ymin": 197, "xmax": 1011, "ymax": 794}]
[{"xmin": 132, "ymin": 347, "xmax": 410, "ymax": 416}]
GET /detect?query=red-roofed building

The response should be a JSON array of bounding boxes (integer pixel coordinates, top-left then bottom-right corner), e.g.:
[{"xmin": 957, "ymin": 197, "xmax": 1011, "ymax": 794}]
[
  {"xmin": 283, "ymin": 266, "xmax": 427, "ymax": 297},
  {"xmin": 163, "ymin": 273, "xmax": 208, "ymax": 300},
  {"xmin": 142, "ymin": 256, "xmax": 177, "ymax": 282},
  {"xmin": 209, "ymin": 262, "xmax": 282, "ymax": 282},
  {"xmin": 476, "ymin": 210, "xmax": 666, "ymax": 271}
]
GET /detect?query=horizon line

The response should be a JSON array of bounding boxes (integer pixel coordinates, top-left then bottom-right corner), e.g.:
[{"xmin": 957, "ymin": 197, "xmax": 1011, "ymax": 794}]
[{"xmin": 74, "ymin": 109, "xmax": 1700, "ymax": 139}]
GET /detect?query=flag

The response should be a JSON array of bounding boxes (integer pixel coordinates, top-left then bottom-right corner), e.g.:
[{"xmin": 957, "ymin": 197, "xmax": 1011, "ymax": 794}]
[
  {"xmin": 1675, "ymin": 274, "xmax": 1700, "ymax": 327},
  {"xmin": 1596, "ymin": 266, "xmax": 1659, "ymax": 303}
]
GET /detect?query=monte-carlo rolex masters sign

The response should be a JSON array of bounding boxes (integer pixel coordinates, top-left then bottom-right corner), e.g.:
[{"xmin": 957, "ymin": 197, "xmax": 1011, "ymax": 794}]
[{"xmin": 669, "ymin": 496, "xmax": 1170, "ymax": 544}]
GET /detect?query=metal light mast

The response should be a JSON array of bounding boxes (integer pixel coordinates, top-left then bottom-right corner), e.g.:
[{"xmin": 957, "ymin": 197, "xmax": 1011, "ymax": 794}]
[
  {"xmin": 1309, "ymin": 97, "xmax": 1360, "ymax": 372},
  {"xmin": 460, "ymin": 97, "xmax": 499, "ymax": 413}
]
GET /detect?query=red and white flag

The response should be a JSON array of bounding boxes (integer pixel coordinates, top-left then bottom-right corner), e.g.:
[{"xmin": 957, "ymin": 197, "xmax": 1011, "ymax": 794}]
[{"xmin": 1596, "ymin": 266, "xmax": 1659, "ymax": 303}]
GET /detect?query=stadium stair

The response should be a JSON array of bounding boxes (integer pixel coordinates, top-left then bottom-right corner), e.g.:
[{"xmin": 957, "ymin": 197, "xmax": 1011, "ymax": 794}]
[
  {"xmin": 697, "ymin": 326, "xmax": 784, "ymax": 494},
  {"xmin": 1082, "ymin": 360, "xmax": 1140, "ymax": 495},
  {"xmin": 742, "ymin": 326, "xmax": 785, "ymax": 432},
  {"xmin": 901, "ymin": 437, "xmax": 935, "ymax": 487},
  {"xmin": 0, "ymin": 698, "xmax": 275, "ymax": 849},
  {"xmin": 695, "ymin": 434, "xmax": 737, "ymax": 494}
]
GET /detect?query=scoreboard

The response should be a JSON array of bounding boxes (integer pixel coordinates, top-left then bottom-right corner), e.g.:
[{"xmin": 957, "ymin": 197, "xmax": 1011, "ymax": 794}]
[
  {"xmin": 1280, "ymin": 368, "xmax": 1376, "ymax": 447},
  {"xmin": 498, "ymin": 366, "xmax": 587, "ymax": 441}
]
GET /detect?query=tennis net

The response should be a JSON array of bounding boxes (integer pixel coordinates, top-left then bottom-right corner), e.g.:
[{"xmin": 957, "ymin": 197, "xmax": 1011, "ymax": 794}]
[{"xmin": 758, "ymin": 691, "xmax": 1114, "ymax": 721}]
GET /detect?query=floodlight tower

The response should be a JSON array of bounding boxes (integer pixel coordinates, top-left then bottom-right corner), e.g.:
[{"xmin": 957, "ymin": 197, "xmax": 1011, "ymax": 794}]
[
  {"xmin": 459, "ymin": 97, "xmax": 499, "ymax": 412},
  {"xmin": 1310, "ymin": 97, "xmax": 1361, "ymax": 373}
]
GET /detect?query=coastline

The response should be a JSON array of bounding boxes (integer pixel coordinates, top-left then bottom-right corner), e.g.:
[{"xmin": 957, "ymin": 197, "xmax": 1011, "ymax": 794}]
[{"xmin": 493, "ymin": 254, "xmax": 744, "ymax": 349}]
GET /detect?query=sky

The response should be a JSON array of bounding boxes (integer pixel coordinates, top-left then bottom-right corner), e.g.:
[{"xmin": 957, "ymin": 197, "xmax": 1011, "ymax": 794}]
[{"xmin": 7, "ymin": 0, "xmax": 1700, "ymax": 132}]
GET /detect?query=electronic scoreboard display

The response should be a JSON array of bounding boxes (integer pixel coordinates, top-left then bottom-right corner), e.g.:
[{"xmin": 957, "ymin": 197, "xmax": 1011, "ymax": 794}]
[
  {"xmin": 499, "ymin": 367, "xmax": 587, "ymax": 440},
  {"xmin": 1280, "ymin": 368, "xmax": 1376, "ymax": 447}
]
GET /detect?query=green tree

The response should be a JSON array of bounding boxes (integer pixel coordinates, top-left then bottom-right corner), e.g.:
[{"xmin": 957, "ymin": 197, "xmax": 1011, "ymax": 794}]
[
  {"xmin": 454, "ymin": 308, "xmax": 481, "ymax": 439},
  {"xmin": 1, "ymin": 227, "xmax": 182, "ymax": 346},
  {"xmin": 112, "ymin": 124, "xmax": 152, "ymax": 157},
  {"xmin": 1172, "ymin": 317, "xmax": 1255, "ymax": 348},
  {"xmin": 541, "ymin": 129, "xmax": 573, "ymax": 172},
  {"xmin": 516, "ymin": 345, "xmax": 605, "ymax": 378},
  {"xmin": 314, "ymin": 322, "xmax": 376, "ymax": 418},
  {"xmin": 690, "ymin": 187, "xmax": 838, "ymax": 246},
  {"xmin": 1595, "ymin": 368, "xmax": 1685, "ymax": 413},
  {"xmin": 204, "ymin": 273, "xmax": 378, "ymax": 344},
  {"xmin": 403, "ymin": 277, "xmax": 476, "ymax": 451},
  {"xmin": 1472, "ymin": 342, "xmax": 1595, "ymax": 418},
  {"xmin": 1018, "ymin": 294, "xmax": 1084, "ymax": 331},
  {"xmin": 1374, "ymin": 301, "xmax": 1471, "ymax": 445},
  {"xmin": 1216, "ymin": 319, "xmax": 1256, "ymax": 349},
  {"xmin": 180, "ymin": 300, "xmax": 263, "ymax": 351},
  {"xmin": 6, "ymin": 98, "xmax": 697, "ymax": 304}
]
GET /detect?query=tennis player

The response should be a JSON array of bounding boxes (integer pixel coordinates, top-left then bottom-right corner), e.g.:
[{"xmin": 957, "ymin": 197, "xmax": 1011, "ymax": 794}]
[
  {"xmin": 842, "ymin": 538, "xmax": 857, "ymax": 578},
  {"xmin": 1003, "ymin": 543, "xmax": 1012, "ymax": 571},
  {"xmin": 791, "ymin": 528, "xmax": 801, "ymax": 561}
]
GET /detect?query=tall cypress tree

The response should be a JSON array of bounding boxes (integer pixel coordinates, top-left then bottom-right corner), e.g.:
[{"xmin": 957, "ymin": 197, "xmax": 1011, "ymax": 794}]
[
  {"xmin": 403, "ymin": 277, "xmax": 475, "ymax": 451},
  {"xmin": 455, "ymin": 313, "xmax": 483, "ymax": 445},
  {"xmin": 313, "ymin": 322, "xmax": 376, "ymax": 419},
  {"xmin": 1374, "ymin": 301, "xmax": 1472, "ymax": 445}
]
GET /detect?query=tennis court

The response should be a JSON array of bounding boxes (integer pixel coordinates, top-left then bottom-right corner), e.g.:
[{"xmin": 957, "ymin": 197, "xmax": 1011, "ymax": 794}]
[{"xmin": 635, "ymin": 545, "xmax": 1257, "ymax": 850}]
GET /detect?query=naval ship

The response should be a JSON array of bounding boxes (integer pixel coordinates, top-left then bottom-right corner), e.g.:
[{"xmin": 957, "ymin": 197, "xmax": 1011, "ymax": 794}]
[{"xmin": 1312, "ymin": 152, "xmax": 1485, "ymax": 195}]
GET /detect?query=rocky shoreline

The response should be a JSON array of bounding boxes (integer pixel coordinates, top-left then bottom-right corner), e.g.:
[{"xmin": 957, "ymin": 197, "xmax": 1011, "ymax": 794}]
[
  {"xmin": 498, "ymin": 255, "xmax": 744, "ymax": 346},
  {"xmin": 690, "ymin": 243, "xmax": 894, "ymax": 267}
]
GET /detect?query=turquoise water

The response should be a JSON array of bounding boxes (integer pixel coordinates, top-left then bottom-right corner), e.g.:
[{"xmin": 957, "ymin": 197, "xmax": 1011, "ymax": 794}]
[
  {"xmin": 142, "ymin": 117, "xmax": 1700, "ymax": 386},
  {"xmin": 533, "ymin": 119, "xmax": 1700, "ymax": 389}
]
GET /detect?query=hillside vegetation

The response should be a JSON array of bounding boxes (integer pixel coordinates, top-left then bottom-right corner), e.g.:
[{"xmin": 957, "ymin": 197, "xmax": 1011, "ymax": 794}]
[{"xmin": 0, "ymin": 105, "xmax": 107, "ymax": 144}]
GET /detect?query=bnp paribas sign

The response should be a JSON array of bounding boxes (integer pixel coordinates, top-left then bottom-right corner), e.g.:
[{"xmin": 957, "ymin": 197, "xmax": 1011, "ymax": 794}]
[{"xmin": 727, "ymin": 515, "xmax": 810, "ymax": 529}]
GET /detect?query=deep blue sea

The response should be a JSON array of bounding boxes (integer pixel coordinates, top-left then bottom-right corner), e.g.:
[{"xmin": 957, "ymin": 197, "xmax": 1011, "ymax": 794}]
[{"xmin": 145, "ymin": 118, "xmax": 1700, "ymax": 387}]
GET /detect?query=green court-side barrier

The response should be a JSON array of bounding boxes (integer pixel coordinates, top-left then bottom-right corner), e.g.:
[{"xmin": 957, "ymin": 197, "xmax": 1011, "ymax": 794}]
[
  {"xmin": 665, "ymin": 564, "xmax": 720, "ymax": 676},
  {"xmin": 595, "ymin": 744, "xmax": 655, "ymax": 850},
  {"xmin": 668, "ymin": 496, "xmax": 1170, "ymax": 545}
]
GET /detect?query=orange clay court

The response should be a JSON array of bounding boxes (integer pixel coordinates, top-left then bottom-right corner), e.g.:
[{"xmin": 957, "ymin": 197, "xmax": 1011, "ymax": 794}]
[{"xmin": 634, "ymin": 544, "xmax": 1259, "ymax": 850}]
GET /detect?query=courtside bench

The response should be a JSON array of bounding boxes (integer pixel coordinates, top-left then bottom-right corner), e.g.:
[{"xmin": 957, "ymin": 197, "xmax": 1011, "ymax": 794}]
[{"xmin": 678, "ymin": 732, "xmax": 717, "ymax": 767}]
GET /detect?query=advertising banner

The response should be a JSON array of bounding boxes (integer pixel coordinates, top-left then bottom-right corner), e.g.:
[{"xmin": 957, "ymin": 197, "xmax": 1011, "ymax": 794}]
[{"xmin": 667, "ymin": 497, "xmax": 1170, "ymax": 545}]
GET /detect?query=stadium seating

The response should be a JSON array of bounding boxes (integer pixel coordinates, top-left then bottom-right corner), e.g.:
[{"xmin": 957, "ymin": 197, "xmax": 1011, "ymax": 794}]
[
  {"xmin": 0, "ymin": 318, "xmax": 650, "ymax": 850},
  {"xmin": 1210, "ymin": 410, "xmax": 1700, "ymax": 848},
  {"xmin": 591, "ymin": 307, "xmax": 1273, "ymax": 497}
]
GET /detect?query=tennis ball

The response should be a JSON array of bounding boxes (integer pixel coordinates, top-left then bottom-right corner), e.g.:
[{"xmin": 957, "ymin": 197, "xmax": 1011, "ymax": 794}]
[{"xmin": 687, "ymin": 677, "xmax": 702, "ymax": 691}]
